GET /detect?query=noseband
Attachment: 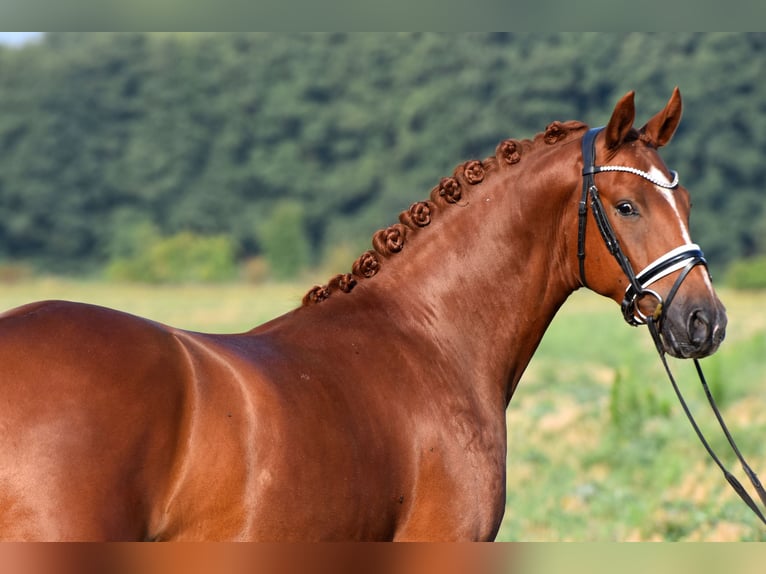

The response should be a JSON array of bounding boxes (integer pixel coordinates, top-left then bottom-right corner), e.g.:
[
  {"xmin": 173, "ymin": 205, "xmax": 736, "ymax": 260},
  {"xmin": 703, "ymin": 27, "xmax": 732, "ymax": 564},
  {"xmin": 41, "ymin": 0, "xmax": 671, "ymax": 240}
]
[
  {"xmin": 577, "ymin": 127, "xmax": 707, "ymax": 327},
  {"xmin": 578, "ymin": 127, "xmax": 766, "ymax": 528}
]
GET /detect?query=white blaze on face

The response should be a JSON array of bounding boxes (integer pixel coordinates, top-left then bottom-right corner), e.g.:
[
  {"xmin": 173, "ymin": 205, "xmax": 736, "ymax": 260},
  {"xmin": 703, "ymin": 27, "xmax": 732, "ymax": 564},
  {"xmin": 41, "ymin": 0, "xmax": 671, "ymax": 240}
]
[
  {"xmin": 648, "ymin": 165, "xmax": 692, "ymax": 244},
  {"xmin": 648, "ymin": 164, "xmax": 714, "ymax": 290}
]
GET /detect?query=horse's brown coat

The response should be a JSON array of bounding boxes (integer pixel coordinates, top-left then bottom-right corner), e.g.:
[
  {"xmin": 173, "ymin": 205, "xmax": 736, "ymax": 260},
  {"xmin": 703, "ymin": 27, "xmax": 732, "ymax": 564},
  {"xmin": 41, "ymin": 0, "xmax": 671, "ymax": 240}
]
[{"xmin": 0, "ymin": 90, "xmax": 726, "ymax": 540}]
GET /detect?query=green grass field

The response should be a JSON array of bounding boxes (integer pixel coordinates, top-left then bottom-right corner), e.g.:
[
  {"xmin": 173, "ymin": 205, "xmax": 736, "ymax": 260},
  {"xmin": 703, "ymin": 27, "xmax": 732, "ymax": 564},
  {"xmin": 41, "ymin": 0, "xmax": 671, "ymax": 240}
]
[{"xmin": 1, "ymin": 278, "xmax": 764, "ymax": 541}]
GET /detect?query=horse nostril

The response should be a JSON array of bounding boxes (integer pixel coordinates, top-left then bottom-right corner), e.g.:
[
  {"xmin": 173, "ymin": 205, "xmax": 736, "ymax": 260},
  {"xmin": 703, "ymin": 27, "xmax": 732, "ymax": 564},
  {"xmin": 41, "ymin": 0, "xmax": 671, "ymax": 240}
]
[
  {"xmin": 712, "ymin": 321, "xmax": 726, "ymax": 346},
  {"xmin": 688, "ymin": 309, "xmax": 711, "ymax": 347}
]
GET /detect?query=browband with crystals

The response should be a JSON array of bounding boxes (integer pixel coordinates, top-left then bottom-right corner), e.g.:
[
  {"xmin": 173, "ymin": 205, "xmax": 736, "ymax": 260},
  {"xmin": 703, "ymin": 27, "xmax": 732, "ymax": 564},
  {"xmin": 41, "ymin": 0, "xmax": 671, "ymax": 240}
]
[{"xmin": 588, "ymin": 165, "xmax": 679, "ymax": 189}]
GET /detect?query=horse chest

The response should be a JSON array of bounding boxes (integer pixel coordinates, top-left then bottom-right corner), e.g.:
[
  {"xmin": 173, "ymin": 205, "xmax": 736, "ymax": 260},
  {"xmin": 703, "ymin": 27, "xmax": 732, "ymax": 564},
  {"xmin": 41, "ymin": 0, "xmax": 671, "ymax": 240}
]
[{"xmin": 389, "ymin": 406, "xmax": 507, "ymax": 540}]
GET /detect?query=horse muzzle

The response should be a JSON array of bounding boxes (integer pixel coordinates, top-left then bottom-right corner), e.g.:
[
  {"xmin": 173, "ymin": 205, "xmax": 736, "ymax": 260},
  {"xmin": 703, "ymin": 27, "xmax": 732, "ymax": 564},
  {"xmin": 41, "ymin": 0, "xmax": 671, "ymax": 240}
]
[
  {"xmin": 621, "ymin": 244, "xmax": 727, "ymax": 359},
  {"xmin": 661, "ymin": 299, "xmax": 727, "ymax": 359}
]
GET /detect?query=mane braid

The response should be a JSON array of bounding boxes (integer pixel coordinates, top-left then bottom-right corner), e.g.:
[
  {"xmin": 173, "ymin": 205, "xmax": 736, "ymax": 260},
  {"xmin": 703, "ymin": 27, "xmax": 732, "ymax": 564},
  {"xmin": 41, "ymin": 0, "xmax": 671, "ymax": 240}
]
[{"xmin": 301, "ymin": 119, "xmax": 588, "ymax": 306}]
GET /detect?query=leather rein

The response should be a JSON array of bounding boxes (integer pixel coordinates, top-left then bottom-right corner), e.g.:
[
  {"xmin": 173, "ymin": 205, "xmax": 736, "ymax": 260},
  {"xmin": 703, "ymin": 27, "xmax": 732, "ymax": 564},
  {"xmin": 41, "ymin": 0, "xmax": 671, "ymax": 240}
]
[{"xmin": 578, "ymin": 127, "xmax": 766, "ymax": 527}]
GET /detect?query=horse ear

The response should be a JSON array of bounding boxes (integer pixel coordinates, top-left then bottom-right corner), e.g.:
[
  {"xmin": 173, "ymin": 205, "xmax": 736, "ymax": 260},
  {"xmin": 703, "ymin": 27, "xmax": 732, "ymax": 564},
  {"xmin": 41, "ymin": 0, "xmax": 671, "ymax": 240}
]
[
  {"xmin": 604, "ymin": 91, "xmax": 636, "ymax": 150},
  {"xmin": 640, "ymin": 86, "xmax": 683, "ymax": 148}
]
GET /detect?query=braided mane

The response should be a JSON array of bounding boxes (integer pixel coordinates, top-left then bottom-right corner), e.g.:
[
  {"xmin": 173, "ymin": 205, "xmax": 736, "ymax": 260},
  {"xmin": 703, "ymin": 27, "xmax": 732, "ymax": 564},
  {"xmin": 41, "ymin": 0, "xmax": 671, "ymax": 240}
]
[{"xmin": 302, "ymin": 120, "xmax": 588, "ymax": 306}]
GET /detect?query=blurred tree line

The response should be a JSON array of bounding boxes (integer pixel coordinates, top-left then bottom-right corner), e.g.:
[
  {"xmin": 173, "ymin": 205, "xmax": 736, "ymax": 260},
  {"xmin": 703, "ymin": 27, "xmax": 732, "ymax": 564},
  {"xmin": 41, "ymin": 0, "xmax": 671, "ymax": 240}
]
[{"xmin": 0, "ymin": 33, "xmax": 764, "ymax": 280}]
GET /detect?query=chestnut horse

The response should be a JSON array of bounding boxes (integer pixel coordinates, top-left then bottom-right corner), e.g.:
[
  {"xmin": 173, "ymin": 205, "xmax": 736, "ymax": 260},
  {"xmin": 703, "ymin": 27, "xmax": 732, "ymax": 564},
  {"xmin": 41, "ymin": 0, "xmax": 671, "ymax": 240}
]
[{"xmin": 0, "ymin": 89, "xmax": 726, "ymax": 541}]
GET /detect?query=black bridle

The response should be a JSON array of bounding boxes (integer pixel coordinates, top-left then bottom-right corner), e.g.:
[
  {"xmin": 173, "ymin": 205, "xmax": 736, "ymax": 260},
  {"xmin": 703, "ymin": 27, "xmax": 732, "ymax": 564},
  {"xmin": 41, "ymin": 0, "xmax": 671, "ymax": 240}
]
[
  {"xmin": 578, "ymin": 127, "xmax": 766, "ymax": 528},
  {"xmin": 578, "ymin": 127, "xmax": 707, "ymax": 326}
]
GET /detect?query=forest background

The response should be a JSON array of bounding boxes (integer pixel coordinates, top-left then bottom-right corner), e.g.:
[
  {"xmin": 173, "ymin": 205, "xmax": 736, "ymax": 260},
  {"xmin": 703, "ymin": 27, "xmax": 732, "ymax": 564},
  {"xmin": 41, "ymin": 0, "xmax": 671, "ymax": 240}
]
[{"xmin": 1, "ymin": 32, "xmax": 765, "ymax": 285}]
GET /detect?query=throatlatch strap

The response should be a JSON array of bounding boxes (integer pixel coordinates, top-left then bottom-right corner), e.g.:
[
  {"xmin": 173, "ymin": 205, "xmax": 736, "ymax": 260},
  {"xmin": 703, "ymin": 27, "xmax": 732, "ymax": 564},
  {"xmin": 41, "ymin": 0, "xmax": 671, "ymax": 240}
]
[
  {"xmin": 578, "ymin": 128, "xmax": 643, "ymax": 299},
  {"xmin": 577, "ymin": 128, "xmax": 601, "ymax": 287}
]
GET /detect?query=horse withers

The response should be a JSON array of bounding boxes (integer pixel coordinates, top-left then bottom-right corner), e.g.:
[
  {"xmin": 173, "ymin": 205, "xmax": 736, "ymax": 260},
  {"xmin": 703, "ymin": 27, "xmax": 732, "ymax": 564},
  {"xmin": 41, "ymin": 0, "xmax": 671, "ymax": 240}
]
[{"xmin": 0, "ymin": 89, "xmax": 725, "ymax": 540}]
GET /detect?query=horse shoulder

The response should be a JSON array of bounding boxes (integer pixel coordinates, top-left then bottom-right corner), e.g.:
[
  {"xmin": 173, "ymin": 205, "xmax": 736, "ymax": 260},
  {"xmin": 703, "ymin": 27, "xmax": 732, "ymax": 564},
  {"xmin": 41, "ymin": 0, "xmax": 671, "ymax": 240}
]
[{"xmin": 225, "ymin": 308, "xmax": 508, "ymax": 540}]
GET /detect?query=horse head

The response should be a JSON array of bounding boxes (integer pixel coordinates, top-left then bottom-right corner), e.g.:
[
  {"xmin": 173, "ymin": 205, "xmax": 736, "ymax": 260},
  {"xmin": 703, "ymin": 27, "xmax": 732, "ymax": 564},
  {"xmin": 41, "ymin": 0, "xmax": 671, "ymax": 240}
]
[{"xmin": 577, "ymin": 88, "xmax": 727, "ymax": 359}]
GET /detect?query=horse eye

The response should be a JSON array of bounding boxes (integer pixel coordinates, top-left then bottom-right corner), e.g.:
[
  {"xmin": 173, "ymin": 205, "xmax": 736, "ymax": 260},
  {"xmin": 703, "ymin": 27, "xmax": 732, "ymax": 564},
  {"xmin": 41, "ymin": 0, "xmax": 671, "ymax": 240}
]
[{"xmin": 616, "ymin": 202, "xmax": 636, "ymax": 217}]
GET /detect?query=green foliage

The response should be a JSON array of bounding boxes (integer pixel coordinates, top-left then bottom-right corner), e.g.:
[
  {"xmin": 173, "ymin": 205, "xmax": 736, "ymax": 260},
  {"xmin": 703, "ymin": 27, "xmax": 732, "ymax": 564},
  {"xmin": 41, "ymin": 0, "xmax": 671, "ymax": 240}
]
[
  {"xmin": 1, "ymin": 33, "xmax": 766, "ymax": 275},
  {"xmin": 724, "ymin": 256, "xmax": 766, "ymax": 290},
  {"xmin": 609, "ymin": 366, "xmax": 673, "ymax": 435},
  {"xmin": 106, "ymin": 229, "xmax": 237, "ymax": 283},
  {"xmin": 257, "ymin": 201, "xmax": 311, "ymax": 280}
]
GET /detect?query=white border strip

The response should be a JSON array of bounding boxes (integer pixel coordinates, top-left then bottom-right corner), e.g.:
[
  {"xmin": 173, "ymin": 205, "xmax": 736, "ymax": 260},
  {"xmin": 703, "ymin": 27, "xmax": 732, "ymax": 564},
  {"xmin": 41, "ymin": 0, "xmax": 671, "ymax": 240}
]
[{"xmin": 631, "ymin": 243, "xmax": 702, "ymax": 291}]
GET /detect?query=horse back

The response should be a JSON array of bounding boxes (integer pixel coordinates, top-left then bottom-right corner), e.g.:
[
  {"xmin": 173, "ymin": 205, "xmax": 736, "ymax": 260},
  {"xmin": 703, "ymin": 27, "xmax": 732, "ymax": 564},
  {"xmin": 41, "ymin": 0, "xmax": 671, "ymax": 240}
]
[
  {"xmin": 0, "ymin": 300, "xmax": 406, "ymax": 540},
  {"xmin": 0, "ymin": 299, "xmax": 504, "ymax": 540}
]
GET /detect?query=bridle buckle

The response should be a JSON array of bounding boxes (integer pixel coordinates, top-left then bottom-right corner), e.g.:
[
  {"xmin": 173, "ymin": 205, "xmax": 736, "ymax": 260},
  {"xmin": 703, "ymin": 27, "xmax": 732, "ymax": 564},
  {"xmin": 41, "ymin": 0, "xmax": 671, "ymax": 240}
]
[{"xmin": 623, "ymin": 288, "xmax": 663, "ymax": 326}]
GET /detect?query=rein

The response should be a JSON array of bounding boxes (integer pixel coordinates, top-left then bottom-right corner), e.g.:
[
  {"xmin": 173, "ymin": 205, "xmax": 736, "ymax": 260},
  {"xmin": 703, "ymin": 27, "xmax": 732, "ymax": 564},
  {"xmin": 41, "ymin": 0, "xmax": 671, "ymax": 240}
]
[
  {"xmin": 647, "ymin": 319, "xmax": 766, "ymax": 525},
  {"xmin": 578, "ymin": 127, "xmax": 766, "ymax": 527}
]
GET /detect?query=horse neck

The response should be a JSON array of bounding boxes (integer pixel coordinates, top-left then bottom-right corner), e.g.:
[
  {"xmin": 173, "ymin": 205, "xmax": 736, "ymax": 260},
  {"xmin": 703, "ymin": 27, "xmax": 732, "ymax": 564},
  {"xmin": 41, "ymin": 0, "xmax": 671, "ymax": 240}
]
[{"xmin": 349, "ymin": 138, "xmax": 583, "ymax": 405}]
